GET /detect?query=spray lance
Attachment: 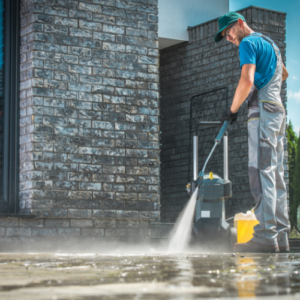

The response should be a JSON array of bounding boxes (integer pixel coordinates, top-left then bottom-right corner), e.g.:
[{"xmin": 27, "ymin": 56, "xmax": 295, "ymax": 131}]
[{"xmin": 195, "ymin": 120, "xmax": 231, "ymax": 188}]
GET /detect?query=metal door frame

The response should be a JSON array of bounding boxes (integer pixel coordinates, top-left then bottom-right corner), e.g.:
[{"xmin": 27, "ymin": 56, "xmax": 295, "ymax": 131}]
[{"xmin": 187, "ymin": 87, "xmax": 228, "ymax": 181}]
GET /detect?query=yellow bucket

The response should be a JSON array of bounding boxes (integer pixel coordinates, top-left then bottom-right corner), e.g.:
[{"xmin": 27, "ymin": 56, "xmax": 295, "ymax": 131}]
[{"xmin": 234, "ymin": 211, "xmax": 259, "ymax": 244}]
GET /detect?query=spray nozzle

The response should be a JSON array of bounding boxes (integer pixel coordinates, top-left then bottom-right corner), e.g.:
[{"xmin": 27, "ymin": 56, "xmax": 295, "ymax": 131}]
[
  {"xmin": 196, "ymin": 171, "xmax": 205, "ymax": 187},
  {"xmin": 196, "ymin": 176, "xmax": 203, "ymax": 187}
]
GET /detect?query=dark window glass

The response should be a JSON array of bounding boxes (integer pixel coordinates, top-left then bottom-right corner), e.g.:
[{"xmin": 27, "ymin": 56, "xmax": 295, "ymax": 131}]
[
  {"xmin": 0, "ymin": 0, "xmax": 20, "ymax": 214},
  {"xmin": 0, "ymin": 0, "xmax": 4, "ymax": 200}
]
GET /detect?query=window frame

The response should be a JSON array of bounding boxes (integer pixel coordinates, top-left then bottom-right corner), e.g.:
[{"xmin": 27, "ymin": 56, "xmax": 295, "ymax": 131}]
[{"xmin": 0, "ymin": 0, "xmax": 20, "ymax": 214}]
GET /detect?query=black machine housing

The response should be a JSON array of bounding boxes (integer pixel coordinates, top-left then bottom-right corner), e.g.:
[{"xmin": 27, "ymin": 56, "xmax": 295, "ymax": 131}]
[
  {"xmin": 198, "ymin": 174, "xmax": 231, "ymax": 202},
  {"xmin": 186, "ymin": 121, "xmax": 236, "ymax": 243}
]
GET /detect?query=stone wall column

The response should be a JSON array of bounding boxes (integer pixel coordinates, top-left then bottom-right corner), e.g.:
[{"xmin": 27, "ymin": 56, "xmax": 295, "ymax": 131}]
[{"xmin": 19, "ymin": 0, "xmax": 160, "ymax": 233}]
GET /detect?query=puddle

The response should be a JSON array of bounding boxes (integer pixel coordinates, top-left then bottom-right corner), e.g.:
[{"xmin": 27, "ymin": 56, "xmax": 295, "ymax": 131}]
[{"xmin": 0, "ymin": 253, "xmax": 300, "ymax": 299}]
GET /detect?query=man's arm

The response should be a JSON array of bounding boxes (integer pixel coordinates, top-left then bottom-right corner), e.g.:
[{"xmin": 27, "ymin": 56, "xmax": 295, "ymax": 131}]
[
  {"xmin": 230, "ymin": 64, "xmax": 256, "ymax": 113},
  {"xmin": 282, "ymin": 63, "xmax": 288, "ymax": 81}
]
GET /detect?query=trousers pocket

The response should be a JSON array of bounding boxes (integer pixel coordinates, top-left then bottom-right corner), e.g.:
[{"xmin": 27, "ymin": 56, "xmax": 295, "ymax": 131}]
[
  {"xmin": 260, "ymin": 142, "xmax": 271, "ymax": 170},
  {"xmin": 262, "ymin": 101, "xmax": 284, "ymax": 113},
  {"xmin": 248, "ymin": 111, "xmax": 260, "ymax": 122}
]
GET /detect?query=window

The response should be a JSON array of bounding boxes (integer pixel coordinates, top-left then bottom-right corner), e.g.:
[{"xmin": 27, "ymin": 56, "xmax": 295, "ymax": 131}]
[
  {"xmin": 0, "ymin": 0, "xmax": 20, "ymax": 214},
  {"xmin": 0, "ymin": 0, "xmax": 4, "ymax": 200}
]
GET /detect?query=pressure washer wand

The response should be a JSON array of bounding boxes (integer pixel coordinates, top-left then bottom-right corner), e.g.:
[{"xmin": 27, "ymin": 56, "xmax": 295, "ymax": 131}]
[{"xmin": 196, "ymin": 120, "xmax": 231, "ymax": 187}]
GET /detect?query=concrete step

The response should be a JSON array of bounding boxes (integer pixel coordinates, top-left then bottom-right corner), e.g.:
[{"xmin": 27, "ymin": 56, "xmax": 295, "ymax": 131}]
[{"xmin": 289, "ymin": 238, "xmax": 300, "ymax": 252}]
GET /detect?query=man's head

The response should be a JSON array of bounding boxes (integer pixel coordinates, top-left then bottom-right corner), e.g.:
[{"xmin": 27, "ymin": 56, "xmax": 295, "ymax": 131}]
[{"xmin": 214, "ymin": 12, "xmax": 247, "ymax": 46}]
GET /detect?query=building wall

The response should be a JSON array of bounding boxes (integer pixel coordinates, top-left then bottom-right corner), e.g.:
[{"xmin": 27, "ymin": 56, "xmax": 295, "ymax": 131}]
[
  {"xmin": 16, "ymin": 0, "xmax": 160, "ymax": 240},
  {"xmin": 159, "ymin": 7, "xmax": 288, "ymax": 222},
  {"xmin": 0, "ymin": 215, "xmax": 150, "ymax": 246},
  {"xmin": 0, "ymin": 4, "xmax": 289, "ymax": 245}
]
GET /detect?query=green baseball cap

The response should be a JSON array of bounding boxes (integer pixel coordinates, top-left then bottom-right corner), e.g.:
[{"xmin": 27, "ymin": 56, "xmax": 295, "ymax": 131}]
[{"xmin": 214, "ymin": 12, "xmax": 246, "ymax": 43}]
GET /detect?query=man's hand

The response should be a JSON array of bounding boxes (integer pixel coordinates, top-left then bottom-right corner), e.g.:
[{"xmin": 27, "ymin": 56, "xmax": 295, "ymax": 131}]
[{"xmin": 221, "ymin": 108, "xmax": 238, "ymax": 124}]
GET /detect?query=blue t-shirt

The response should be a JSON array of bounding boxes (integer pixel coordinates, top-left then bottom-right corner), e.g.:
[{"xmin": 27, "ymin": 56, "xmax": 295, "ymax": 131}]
[{"xmin": 239, "ymin": 33, "xmax": 278, "ymax": 90}]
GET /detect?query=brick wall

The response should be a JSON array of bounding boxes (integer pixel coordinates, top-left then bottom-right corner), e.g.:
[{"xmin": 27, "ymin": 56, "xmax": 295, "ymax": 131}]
[
  {"xmin": 159, "ymin": 6, "xmax": 288, "ymax": 222},
  {"xmin": 0, "ymin": 216, "xmax": 150, "ymax": 247},
  {"xmin": 18, "ymin": 0, "xmax": 160, "ymax": 238}
]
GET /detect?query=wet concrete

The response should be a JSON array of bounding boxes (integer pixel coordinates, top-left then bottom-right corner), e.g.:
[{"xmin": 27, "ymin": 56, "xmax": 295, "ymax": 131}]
[{"xmin": 0, "ymin": 251, "xmax": 300, "ymax": 300}]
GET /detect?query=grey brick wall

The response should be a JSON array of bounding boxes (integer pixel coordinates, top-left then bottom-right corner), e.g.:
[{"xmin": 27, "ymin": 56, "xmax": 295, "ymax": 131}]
[
  {"xmin": 159, "ymin": 7, "xmax": 288, "ymax": 222},
  {"xmin": 0, "ymin": 216, "xmax": 150, "ymax": 248},
  {"xmin": 19, "ymin": 0, "xmax": 160, "ymax": 231}
]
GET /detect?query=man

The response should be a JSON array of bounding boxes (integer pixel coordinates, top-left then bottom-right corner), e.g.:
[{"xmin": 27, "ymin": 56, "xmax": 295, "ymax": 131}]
[{"xmin": 214, "ymin": 12, "xmax": 290, "ymax": 253}]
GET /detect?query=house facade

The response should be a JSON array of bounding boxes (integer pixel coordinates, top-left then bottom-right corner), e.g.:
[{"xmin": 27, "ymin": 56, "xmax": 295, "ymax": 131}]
[{"xmin": 0, "ymin": 0, "xmax": 287, "ymax": 248}]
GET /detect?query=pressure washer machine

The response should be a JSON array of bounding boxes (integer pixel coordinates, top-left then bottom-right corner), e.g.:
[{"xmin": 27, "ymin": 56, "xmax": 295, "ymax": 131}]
[{"xmin": 186, "ymin": 120, "xmax": 237, "ymax": 247}]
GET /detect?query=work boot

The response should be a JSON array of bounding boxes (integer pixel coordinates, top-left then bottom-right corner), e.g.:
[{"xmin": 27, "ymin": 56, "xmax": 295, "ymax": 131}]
[
  {"xmin": 279, "ymin": 246, "xmax": 290, "ymax": 253},
  {"xmin": 234, "ymin": 239, "xmax": 279, "ymax": 253}
]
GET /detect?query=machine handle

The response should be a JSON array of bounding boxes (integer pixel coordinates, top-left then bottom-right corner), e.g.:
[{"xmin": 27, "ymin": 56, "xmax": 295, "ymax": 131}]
[
  {"xmin": 215, "ymin": 120, "xmax": 230, "ymax": 144},
  {"xmin": 198, "ymin": 121, "xmax": 222, "ymax": 127}
]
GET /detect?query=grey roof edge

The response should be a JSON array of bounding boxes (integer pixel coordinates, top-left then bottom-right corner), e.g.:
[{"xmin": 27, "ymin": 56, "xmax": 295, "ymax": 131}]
[
  {"xmin": 239, "ymin": 5, "xmax": 287, "ymax": 15},
  {"xmin": 187, "ymin": 5, "xmax": 286, "ymax": 30}
]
